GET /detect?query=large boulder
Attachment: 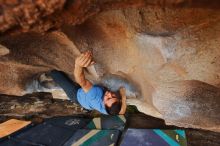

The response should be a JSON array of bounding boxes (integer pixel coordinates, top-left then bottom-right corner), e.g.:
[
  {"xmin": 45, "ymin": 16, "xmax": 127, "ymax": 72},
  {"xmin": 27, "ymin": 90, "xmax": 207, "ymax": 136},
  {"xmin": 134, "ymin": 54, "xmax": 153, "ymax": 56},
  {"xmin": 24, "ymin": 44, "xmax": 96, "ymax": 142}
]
[
  {"xmin": 153, "ymin": 80, "xmax": 220, "ymax": 132},
  {"xmin": 0, "ymin": 1, "xmax": 220, "ymax": 132},
  {"xmin": 0, "ymin": 32, "xmax": 79, "ymax": 95}
]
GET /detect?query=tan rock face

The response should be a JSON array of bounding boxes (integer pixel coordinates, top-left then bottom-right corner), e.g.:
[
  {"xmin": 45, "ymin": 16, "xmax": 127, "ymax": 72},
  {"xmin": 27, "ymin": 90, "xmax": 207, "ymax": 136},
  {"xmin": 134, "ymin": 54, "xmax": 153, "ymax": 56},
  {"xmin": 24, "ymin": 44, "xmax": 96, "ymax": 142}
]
[
  {"xmin": 61, "ymin": 8, "xmax": 220, "ymax": 131},
  {"xmin": 153, "ymin": 80, "xmax": 220, "ymax": 132},
  {"xmin": 0, "ymin": 2, "xmax": 220, "ymax": 132},
  {"xmin": 0, "ymin": 31, "xmax": 80, "ymax": 95}
]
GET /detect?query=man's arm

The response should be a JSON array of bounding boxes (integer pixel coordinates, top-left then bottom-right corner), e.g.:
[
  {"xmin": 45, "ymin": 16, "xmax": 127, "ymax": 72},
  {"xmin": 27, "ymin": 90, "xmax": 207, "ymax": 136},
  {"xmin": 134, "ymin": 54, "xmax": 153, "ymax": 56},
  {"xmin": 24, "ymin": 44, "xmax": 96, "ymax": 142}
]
[
  {"xmin": 74, "ymin": 50, "xmax": 94, "ymax": 92},
  {"xmin": 119, "ymin": 87, "xmax": 127, "ymax": 115}
]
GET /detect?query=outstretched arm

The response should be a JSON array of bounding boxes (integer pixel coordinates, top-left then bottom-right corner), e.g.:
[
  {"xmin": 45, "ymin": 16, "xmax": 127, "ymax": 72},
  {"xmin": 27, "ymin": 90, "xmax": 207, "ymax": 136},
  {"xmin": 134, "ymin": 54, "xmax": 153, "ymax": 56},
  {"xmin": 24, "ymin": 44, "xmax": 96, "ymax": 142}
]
[
  {"xmin": 74, "ymin": 50, "xmax": 94, "ymax": 92},
  {"xmin": 119, "ymin": 87, "xmax": 127, "ymax": 115}
]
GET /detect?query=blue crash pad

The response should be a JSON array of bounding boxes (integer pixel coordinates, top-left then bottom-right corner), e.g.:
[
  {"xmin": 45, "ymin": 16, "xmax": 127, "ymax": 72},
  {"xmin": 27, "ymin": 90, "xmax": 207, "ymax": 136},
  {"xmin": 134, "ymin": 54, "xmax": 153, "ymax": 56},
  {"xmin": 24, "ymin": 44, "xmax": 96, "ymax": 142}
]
[{"xmin": 120, "ymin": 129, "xmax": 187, "ymax": 146}]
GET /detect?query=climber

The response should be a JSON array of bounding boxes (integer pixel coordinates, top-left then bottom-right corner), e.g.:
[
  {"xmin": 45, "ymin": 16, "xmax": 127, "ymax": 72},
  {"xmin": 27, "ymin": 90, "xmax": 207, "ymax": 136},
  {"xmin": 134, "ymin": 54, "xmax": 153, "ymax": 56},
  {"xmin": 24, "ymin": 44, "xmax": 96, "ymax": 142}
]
[{"xmin": 49, "ymin": 50, "xmax": 127, "ymax": 115}]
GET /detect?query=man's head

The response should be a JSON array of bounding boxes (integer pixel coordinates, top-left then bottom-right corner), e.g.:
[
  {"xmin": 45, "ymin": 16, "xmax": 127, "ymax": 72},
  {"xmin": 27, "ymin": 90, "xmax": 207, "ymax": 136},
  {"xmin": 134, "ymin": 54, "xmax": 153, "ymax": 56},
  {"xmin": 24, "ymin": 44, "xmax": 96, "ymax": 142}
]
[{"xmin": 103, "ymin": 90, "xmax": 122, "ymax": 115}]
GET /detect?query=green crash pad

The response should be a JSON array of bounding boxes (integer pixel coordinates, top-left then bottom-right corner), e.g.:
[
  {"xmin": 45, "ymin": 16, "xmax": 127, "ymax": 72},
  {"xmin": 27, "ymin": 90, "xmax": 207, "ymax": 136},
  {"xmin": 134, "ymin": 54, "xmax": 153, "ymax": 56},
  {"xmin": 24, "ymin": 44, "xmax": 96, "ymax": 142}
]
[
  {"xmin": 63, "ymin": 129, "xmax": 120, "ymax": 146},
  {"xmin": 86, "ymin": 115, "xmax": 126, "ymax": 131}
]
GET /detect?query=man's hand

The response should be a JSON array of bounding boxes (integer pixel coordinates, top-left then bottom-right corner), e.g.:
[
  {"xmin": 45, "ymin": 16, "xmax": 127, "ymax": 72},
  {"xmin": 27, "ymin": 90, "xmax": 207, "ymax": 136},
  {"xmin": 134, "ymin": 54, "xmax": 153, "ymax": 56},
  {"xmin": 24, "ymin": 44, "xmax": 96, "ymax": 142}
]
[
  {"xmin": 75, "ymin": 50, "xmax": 95, "ymax": 68},
  {"xmin": 119, "ymin": 87, "xmax": 126, "ymax": 97},
  {"xmin": 119, "ymin": 87, "xmax": 127, "ymax": 115},
  {"xmin": 74, "ymin": 50, "xmax": 94, "ymax": 92}
]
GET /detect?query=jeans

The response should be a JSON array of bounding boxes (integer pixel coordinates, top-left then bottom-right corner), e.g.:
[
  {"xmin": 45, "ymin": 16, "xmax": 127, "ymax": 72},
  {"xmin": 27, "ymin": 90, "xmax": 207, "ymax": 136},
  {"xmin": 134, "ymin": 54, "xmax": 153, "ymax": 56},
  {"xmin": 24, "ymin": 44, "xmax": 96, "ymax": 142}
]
[{"xmin": 49, "ymin": 70, "xmax": 81, "ymax": 103}]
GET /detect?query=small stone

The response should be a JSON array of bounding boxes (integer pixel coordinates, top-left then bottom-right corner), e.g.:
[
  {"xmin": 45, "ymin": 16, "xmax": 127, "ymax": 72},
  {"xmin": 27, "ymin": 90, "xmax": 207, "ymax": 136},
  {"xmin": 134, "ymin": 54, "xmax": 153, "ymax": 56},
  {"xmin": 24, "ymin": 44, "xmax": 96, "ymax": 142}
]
[{"xmin": 0, "ymin": 44, "xmax": 10, "ymax": 56}]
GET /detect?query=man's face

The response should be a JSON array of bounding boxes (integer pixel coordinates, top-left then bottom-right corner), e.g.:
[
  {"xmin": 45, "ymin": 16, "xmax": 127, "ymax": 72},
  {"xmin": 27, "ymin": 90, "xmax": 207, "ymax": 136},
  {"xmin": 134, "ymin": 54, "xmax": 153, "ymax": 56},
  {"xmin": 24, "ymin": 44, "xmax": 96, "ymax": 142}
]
[{"xmin": 103, "ymin": 91, "xmax": 119, "ymax": 107}]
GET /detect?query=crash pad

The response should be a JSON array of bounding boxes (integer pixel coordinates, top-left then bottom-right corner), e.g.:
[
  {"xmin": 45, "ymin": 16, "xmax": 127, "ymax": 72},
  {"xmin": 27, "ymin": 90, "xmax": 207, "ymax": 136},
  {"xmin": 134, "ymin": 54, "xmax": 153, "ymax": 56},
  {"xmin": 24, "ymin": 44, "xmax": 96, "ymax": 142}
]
[
  {"xmin": 64, "ymin": 129, "xmax": 120, "ymax": 146},
  {"xmin": 86, "ymin": 115, "xmax": 126, "ymax": 131},
  {"xmin": 0, "ymin": 116, "xmax": 124, "ymax": 146},
  {"xmin": 120, "ymin": 129, "xmax": 187, "ymax": 146}
]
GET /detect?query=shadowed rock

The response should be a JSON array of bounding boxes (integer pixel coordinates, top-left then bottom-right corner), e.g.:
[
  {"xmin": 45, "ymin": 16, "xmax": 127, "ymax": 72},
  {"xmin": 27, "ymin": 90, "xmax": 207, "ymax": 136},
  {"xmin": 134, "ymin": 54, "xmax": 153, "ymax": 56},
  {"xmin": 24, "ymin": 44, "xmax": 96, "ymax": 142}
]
[
  {"xmin": 0, "ymin": 92, "xmax": 88, "ymax": 120},
  {"xmin": 101, "ymin": 73, "xmax": 141, "ymax": 98},
  {"xmin": 1, "ymin": 0, "xmax": 220, "ymax": 34}
]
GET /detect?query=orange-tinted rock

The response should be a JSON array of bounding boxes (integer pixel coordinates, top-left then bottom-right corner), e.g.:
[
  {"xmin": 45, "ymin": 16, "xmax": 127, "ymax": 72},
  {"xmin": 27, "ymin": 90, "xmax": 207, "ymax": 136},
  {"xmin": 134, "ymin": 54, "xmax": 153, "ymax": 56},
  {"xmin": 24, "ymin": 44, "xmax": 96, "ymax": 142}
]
[
  {"xmin": 0, "ymin": 32, "xmax": 79, "ymax": 95},
  {"xmin": 1, "ymin": 0, "xmax": 220, "ymax": 34},
  {"xmin": 0, "ymin": 1, "xmax": 220, "ymax": 132},
  {"xmin": 0, "ymin": 0, "xmax": 65, "ymax": 33}
]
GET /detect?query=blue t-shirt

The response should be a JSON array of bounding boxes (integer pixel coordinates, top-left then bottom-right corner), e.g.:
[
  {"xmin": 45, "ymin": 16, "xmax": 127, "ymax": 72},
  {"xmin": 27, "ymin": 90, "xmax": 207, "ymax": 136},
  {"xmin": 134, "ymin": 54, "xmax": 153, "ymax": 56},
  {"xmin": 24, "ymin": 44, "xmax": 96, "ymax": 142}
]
[{"xmin": 77, "ymin": 85, "xmax": 108, "ymax": 114}]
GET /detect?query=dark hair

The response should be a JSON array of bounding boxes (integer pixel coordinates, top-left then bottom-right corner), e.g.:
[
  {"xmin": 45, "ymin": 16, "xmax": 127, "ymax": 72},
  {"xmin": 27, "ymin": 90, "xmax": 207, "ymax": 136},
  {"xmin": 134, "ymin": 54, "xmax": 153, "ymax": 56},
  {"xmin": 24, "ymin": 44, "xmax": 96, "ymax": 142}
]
[
  {"xmin": 106, "ymin": 100, "xmax": 122, "ymax": 115},
  {"xmin": 101, "ymin": 86, "xmax": 122, "ymax": 115}
]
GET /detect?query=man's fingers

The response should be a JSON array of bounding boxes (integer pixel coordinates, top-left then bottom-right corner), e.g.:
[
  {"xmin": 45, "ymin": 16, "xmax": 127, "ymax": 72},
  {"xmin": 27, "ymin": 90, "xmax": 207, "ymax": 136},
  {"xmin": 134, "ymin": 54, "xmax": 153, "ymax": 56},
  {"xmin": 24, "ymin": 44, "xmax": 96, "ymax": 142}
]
[
  {"xmin": 119, "ymin": 87, "xmax": 126, "ymax": 95},
  {"xmin": 78, "ymin": 54, "xmax": 85, "ymax": 62},
  {"xmin": 90, "ymin": 61, "xmax": 95, "ymax": 65},
  {"xmin": 83, "ymin": 59, "xmax": 93, "ymax": 67},
  {"xmin": 78, "ymin": 50, "xmax": 89, "ymax": 59},
  {"xmin": 81, "ymin": 55, "xmax": 92, "ymax": 66},
  {"xmin": 79, "ymin": 50, "xmax": 92, "ymax": 59},
  {"xmin": 75, "ymin": 50, "xmax": 93, "ymax": 67},
  {"xmin": 83, "ymin": 53, "xmax": 92, "ymax": 63},
  {"xmin": 80, "ymin": 52, "xmax": 91, "ymax": 63}
]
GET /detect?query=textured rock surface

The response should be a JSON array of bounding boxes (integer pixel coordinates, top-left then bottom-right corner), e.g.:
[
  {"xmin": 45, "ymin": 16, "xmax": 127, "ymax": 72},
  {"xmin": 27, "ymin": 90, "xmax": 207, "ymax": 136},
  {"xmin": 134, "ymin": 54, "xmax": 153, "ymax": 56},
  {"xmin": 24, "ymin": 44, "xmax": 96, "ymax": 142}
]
[
  {"xmin": 0, "ymin": 0, "xmax": 65, "ymax": 33},
  {"xmin": 0, "ymin": 92, "xmax": 88, "ymax": 120},
  {"xmin": 1, "ymin": 0, "xmax": 220, "ymax": 34},
  {"xmin": 153, "ymin": 80, "xmax": 220, "ymax": 132},
  {"xmin": 0, "ymin": 31, "xmax": 78, "ymax": 95},
  {"xmin": 0, "ymin": 0, "xmax": 220, "ymax": 133},
  {"xmin": 61, "ymin": 6, "xmax": 220, "ymax": 132}
]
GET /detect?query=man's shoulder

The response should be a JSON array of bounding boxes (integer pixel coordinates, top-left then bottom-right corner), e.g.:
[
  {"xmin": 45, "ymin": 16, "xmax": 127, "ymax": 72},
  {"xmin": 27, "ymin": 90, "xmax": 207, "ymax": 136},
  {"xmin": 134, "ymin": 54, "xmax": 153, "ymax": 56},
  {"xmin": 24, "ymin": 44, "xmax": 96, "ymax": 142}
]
[
  {"xmin": 93, "ymin": 85, "xmax": 105, "ymax": 90},
  {"xmin": 78, "ymin": 85, "xmax": 104, "ymax": 96},
  {"xmin": 88, "ymin": 85, "xmax": 104, "ymax": 96}
]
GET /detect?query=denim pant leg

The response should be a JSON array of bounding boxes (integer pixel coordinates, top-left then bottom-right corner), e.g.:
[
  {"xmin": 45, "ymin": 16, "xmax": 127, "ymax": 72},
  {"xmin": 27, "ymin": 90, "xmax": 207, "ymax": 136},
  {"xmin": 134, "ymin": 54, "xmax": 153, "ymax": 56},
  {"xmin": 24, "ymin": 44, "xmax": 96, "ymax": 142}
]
[{"xmin": 49, "ymin": 70, "xmax": 80, "ymax": 103}]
